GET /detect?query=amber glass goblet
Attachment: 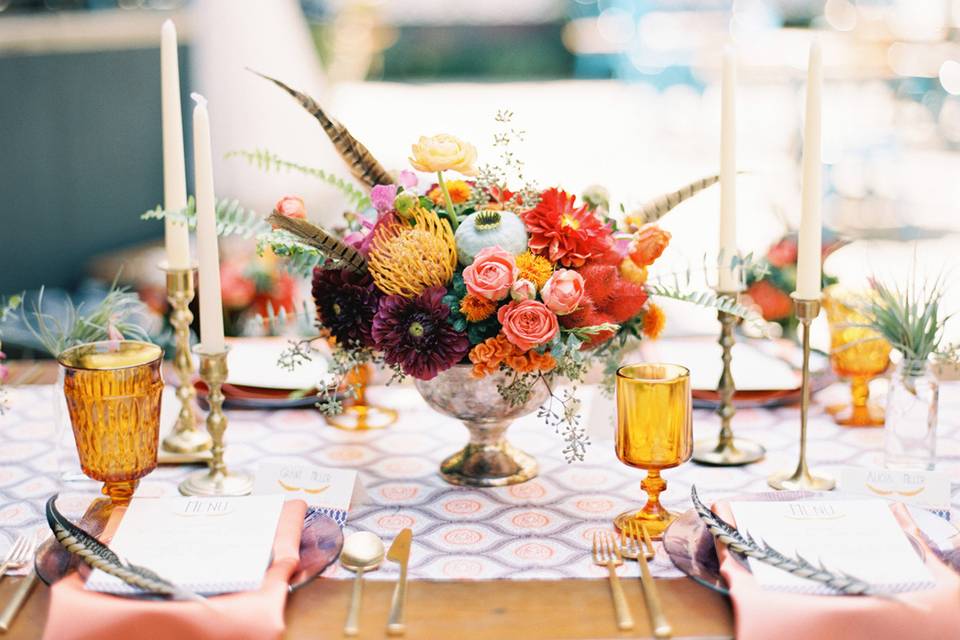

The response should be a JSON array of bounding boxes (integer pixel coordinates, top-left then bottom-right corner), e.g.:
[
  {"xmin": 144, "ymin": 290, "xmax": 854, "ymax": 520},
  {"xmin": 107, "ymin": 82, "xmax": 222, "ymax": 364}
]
[
  {"xmin": 823, "ymin": 286, "xmax": 891, "ymax": 427},
  {"xmin": 58, "ymin": 341, "xmax": 164, "ymax": 505},
  {"xmin": 614, "ymin": 363, "xmax": 693, "ymax": 539},
  {"xmin": 326, "ymin": 363, "xmax": 398, "ymax": 431}
]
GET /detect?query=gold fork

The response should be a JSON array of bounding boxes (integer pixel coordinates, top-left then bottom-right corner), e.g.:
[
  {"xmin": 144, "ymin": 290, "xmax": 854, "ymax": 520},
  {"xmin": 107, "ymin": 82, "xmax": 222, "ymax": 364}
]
[
  {"xmin": 0, "ymin": 537, "xmax": 32, "ymax": 583},
  {"xmin": 592, "ymin": 531, "xmax": 634, "ymax": 631},
  {"xmin": 623, "ymin": 521, "xmax": 672, "ymax": 639}
]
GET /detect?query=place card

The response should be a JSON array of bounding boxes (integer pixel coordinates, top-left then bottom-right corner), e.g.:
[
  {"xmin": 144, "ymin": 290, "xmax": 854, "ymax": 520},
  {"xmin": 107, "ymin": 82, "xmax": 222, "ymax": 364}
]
[
  {"xmin": 729, "ymin": 499, "xmax": 934, "ymax": 594},
  {"xmin": 254, "ymin": 462, "xmax": 366, "ymax": 526},
  {"xmin": 86, "ymin": 495, "xmax": 284, "ymax": 596},
  {"xmin": 839, "ymin": 466, "xmax": 951, "ymax": 520}
]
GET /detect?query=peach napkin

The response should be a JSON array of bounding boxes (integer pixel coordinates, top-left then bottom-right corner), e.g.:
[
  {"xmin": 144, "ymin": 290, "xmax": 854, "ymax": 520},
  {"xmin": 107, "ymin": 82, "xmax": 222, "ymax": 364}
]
[
  {"xmin": 714, "ymin": 501, "xmax": 960, "ymax": 640},
  {"xmin": 43, "ymin": 499, "xmax": 307, "ymax": 640}
]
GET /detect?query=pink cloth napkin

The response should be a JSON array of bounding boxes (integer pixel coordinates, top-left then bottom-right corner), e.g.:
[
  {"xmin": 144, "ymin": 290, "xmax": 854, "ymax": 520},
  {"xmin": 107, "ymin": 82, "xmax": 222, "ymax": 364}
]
[
  {"xmin": 714, "ymin": 501, "xmax": 960, "ymax": 640},
  {"xmin": 43, "ymin": 499, "xmax": 307, "ymax": 640}
]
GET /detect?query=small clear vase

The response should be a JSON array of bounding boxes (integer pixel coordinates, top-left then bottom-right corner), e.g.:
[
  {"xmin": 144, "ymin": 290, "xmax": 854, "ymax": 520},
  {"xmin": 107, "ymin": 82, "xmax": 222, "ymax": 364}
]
[{"xmin": 884, "ymin": 359, "xmax": 939, "ymax": 470}]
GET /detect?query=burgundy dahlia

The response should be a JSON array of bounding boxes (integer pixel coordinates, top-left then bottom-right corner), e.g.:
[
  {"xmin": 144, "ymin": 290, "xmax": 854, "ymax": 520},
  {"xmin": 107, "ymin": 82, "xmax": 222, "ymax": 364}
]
[
  {"xmin": 311, "ymin": 268, "xmax": 381, "ymax": 348},
  {"xmin": 371, "ymin": 287, "xmax": 470, "ymax": 380}
]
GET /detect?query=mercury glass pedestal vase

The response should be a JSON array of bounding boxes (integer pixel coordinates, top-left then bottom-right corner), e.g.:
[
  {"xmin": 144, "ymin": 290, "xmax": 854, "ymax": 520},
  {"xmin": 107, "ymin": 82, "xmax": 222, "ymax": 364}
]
[
  {"xmin": 414, "ymin": 365, "xmax": 549, "ymax": 487},
  {"xmin": 884, "ymin": 359, "xmax": 939, "ymax": 471}
]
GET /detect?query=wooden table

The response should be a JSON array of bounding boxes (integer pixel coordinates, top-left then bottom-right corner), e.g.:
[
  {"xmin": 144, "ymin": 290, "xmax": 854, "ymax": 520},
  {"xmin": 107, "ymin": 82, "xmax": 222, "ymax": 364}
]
[{"xmin": 1, "ymin": 361, "xmax": 734, "ymax": 639}]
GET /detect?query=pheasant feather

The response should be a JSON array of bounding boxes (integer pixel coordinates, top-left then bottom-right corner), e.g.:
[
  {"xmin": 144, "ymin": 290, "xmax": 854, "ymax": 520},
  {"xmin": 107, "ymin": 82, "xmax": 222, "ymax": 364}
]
[
  {"xmin": 267, "ymin": 213, "xmax": 367, "ymax": 273},
  {"xmin": 690, "ymin": 486, "xmax": 875, "ymax": 596},
  {"xmin": 625, "ymin": 175, "xmax": 720, "ymax": 228},
  {"xmin": 250, "ymin": 70, "xmax": 393, "ymax": 189},
  {"xmin": 44, "ymin": 495, "xmax": 202, "ymax": 601}
]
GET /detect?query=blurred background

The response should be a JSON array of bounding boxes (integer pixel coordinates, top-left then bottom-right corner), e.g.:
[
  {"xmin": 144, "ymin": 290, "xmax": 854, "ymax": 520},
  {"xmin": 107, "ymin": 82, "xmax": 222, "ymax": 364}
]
[{"xmin": 2, "ymin": 0, "xmax": 959, "ymax": 356}]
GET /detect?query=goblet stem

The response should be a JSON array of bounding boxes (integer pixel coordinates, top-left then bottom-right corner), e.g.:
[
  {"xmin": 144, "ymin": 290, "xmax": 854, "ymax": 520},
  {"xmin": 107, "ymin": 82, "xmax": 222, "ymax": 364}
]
[
  {"xmin": 327, "ymin": 364, "xmax": 397, "ymax": 431},
  {"xmin": 102, "ymin": 480, "xmax": 139, "ymax": 507},
  {"xmin": 640, "ymin": 470, "xmax": 668, "ymax": 518}
]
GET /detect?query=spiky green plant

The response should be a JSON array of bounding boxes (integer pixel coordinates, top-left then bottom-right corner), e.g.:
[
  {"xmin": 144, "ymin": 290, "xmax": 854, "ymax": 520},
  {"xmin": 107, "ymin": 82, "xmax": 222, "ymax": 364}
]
[
  {"xmin": 861, "ymin": 276, "xmax": 951, "ymax": 371},
  {"xmin": 20, "ymin": 280, "xmax": 150, "ymax": 356}
]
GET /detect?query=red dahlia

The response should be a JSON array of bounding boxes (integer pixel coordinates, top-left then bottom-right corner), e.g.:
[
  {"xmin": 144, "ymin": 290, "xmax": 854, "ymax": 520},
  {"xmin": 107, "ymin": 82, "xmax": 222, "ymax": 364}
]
[{"xmin": 521, "ymin": 188, "xmax": 612, "ymax": 267}]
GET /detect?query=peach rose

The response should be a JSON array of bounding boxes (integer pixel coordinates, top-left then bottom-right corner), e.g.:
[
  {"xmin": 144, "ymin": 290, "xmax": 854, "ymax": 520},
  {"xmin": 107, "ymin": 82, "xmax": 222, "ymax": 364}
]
[
  {"xmin": 275, "ymin": 195, "xmax": 307, "ymax": 219},
  {"xmin": 409, "ymin": 134, "xmax": 478, "ymax": 176},
  {"xmin": 629, "ymin": 225, "xmax": 671, "ymax": 267},
  {"xmin": 540, "ymin": 269, "xmax": 584, "ymax": 316},
  {"xmin": 510, "ymin": 278, "xmax": 537, "ymax": 302},
  {"xmin": 463, "ymin": 246, "xmax": 518, "ymax": 301},
  {"xmin": 497, "ymin": 300, "xmax": 559, "ymax": 351}
]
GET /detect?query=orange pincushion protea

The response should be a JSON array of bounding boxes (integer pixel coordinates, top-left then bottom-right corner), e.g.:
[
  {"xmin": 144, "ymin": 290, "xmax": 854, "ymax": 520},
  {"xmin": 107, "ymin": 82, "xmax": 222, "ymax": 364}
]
[{"xmin": 368, "ymin": 206, "xmax": 457, "ymax": 297}]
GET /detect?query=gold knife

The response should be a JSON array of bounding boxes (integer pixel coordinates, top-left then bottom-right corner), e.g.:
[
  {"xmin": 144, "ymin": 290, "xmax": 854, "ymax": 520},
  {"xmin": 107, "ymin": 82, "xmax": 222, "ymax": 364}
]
[
  {"xmin": 386, "ymin": 528, "xmax": 412, "ymax": 636},
  {"xmin": 0, "ymin": 571, "xmax": 37, "ymax": 633}
]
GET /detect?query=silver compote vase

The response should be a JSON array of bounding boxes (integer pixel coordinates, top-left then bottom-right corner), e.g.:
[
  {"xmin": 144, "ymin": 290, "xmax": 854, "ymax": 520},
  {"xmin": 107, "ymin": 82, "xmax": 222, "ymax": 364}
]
[{"xmin": 414, "ymin": 364, "xmax": 549, "ymax": 487}]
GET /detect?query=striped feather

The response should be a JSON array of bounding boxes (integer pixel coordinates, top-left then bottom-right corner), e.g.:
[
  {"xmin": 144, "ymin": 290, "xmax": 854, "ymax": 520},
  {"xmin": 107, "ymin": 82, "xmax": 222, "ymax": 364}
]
[
  {"xmin": 268, "ymin": 213, "xmax": 367, "ymax": 273},
  {"xmin": 45, "ymin": 495, "xmax": 202, "ymax": 601},
  {"xmin": 625, "ymin": 174, "xmax": 720, "ymax": 227},
  {"xmin": 250, "ymin": 70, "xmax": 393, "ymax": 189}
]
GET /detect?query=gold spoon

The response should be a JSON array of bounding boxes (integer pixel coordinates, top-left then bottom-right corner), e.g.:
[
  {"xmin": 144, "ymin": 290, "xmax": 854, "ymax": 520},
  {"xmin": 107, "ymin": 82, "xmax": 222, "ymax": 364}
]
[{"xmin": 341, "ymin": 531, "xmax": 385, "ymax": 637}]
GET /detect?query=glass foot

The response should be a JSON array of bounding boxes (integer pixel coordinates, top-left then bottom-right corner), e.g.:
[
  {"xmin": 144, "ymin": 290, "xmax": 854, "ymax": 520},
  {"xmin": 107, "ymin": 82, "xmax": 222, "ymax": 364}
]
[
  {"xmin": 692, "ymin": 437, "xmax": 765, "ymax": 466},
  {"xmin": 613, "ymin": 508, "xmax": 677, "ymax": 540},
  {"xmin": 326, "ymin": 405, "xmax": 397, "ymax": 431},
  {"xmin": 827, "ymin": 403, "xmax": 885, "ymax": 427},
  {"xmin": 178, "ymin": 468, "xmax": 254, "ymax": 496}
]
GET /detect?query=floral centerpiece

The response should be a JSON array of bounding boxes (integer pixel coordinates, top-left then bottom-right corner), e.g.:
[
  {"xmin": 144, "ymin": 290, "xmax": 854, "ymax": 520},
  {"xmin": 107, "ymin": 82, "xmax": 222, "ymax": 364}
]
[{"xmin": 154, "ymin": 74, "xmax": 756, "ymax": 485}]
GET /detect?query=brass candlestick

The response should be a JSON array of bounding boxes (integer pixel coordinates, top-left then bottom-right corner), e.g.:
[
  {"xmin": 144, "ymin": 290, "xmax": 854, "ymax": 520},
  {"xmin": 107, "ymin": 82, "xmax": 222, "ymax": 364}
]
[
  {"xmin": 768, "ymin": 295, "xmax": 835, "ymax": 491},
  {"xmin": 160, "ymin": 264, "xmax": 212, "ymax": 454},
  {"xmin": 692, "ymin": 290, "xmax": 765, "ymax": 466},
  {"xmin": 178, "ymin": 346, "xmax": 254, "ymax": 497}
]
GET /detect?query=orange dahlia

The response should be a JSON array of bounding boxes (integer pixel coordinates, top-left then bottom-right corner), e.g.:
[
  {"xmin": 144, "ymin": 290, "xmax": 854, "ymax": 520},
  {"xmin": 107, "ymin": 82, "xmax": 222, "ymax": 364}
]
[
  {"xmin": 460, "ymin": 293, "xmax": 497, "ymax": 322},
  {"xmin": 642, "ymin": 303, "xmax": 666, "ymax": 339},
  {"xmin": 428, "ymin": 180, "xmax": 473, "ymax": 207},
  {"xmin": 521, "ymin": 188, "xmax": 613, "ymax": 267}
]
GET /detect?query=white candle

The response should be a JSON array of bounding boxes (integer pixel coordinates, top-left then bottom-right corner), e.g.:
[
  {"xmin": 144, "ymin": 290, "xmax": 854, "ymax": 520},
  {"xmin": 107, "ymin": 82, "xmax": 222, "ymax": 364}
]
[
  {"xmin": 192, "ymin": 93, "xmax": 225, "ymax": 353},
  {"xmin": 161, "ymin": 20, "xmax": 191, "ymax": 270},
  {"xmin": 718, "ymin": 46, "xmax": 738, "ymax": 291},
  {"xmin": 795, "ymin": 42, "xmax": 823, "ymax": 300}
]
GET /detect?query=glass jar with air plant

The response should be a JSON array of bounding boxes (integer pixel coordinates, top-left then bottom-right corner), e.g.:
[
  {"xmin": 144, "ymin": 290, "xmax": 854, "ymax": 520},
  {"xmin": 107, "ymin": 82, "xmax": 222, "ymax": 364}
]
[{"xmin": 861, "ymin": 277, "xmax": 955, "ymax": 471}]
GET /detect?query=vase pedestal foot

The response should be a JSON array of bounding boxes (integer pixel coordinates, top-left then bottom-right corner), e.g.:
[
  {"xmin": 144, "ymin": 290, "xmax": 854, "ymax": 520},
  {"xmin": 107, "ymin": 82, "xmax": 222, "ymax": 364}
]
[{"xmin": 440, "ymin": 440, "xmax": 538, "ymax": 487}]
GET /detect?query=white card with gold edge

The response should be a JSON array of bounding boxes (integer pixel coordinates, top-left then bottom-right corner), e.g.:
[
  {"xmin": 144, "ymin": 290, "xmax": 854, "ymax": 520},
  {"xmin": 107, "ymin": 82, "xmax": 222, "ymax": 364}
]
[
  {"xmin": 253, "ymin": 462, "xmax": 366, "ymax": 526},
  {"xmin": 839, "ymin": 466, "xmax": 951, "ymax": 520},
  {"xmin": 86, "ymin": 495, "xmax": 284, "ymax": 596},
  {"xmin": 729, "ymin": 499, "xmax": 934, "ymax": 594}
]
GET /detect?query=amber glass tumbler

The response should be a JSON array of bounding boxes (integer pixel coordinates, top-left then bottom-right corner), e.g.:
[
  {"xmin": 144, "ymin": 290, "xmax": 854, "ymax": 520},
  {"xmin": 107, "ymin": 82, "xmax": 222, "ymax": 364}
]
[
  {"xmin": 614, "ymin": 363, "xmax": 692, "ymax": 539},
  {"xmin": 58, "ymin": 341, "xmax": 163, "ymax": 505}
]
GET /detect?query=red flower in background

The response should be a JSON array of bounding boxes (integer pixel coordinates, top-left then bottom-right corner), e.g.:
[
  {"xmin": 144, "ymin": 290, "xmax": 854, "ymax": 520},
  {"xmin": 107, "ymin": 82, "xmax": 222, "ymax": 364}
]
[
  {"xmin": 629, "ymin": 226, "xmax": 671, "ymax": 268},
  {"xmin": 253, "ymin": 270, "xmax": 297, "ymax": 317},
  {"xmin": 766, "ymin": 238, "xmax": 798, "ymax": 269},
  {"xmin": 275, "ymin": 196, "xmax": 307, "ymax": 219},
  {"xmin": 220, "ymin": 260, "xmax": 257, "ymax": 310},
  {"xmin": 560, "ymin": 264, "xmax": 648, "ymax": 348},
  {"xmin": 521, "ymin": 188, "xmax": 612, "ymax": 267},
  {"xmin": 745, "ymin": 280, "xmax": 793, "ymax": 321}
]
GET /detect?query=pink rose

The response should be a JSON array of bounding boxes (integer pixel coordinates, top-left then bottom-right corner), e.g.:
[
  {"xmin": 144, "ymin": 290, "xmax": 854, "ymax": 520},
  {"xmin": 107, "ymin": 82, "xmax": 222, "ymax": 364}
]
[
  {"xmin": 497, "ymin": 300, "xmax": 559, "ymax": 351},
  {"xmin": 541, "ymin": 269, "xmax": 584, "ymax": 315},
  {"xmin": 463, "ymin": 246, "xmax": 518, "ymax": 301},
  {"xmin": 510, "ymin": 279, "xmax": 537, "ymax": 302},
  {"xmin": 275, "ymin": 196, "xmax": 307, "ymax": 219}
]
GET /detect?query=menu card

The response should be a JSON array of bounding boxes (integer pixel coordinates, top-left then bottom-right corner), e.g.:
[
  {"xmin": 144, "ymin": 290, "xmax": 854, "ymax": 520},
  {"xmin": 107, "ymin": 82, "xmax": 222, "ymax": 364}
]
[
  {"xmin": 729, "ymin": 499, "xmax": 935, "ymax": 594},
  {"xmin": 86, "ymin": 495, "xmax": 284, "ymax": 596}
]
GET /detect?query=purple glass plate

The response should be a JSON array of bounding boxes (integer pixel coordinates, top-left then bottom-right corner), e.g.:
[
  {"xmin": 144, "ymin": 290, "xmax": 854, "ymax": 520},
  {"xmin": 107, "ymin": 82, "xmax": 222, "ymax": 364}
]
[{"xmin": 663, "ymin": 490, "xmax": 960, "ymax": 595}]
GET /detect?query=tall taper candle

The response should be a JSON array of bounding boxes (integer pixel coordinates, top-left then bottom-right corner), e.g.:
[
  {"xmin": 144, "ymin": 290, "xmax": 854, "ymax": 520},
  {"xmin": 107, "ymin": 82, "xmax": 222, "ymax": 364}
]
[
  {"xmin": 718, "ymin": 46, "xmax": 738, "ymax": 291},
  {"xmin": 192, "ymin": 93, "xmax": 225, "ymax": 354},
  {"xmin": 161, "ymin": 20, "xmax": 190, "ymax": 270},
  {"xmin": 795, "ymin": 42, "xmax": 823, "ymax": 299}
]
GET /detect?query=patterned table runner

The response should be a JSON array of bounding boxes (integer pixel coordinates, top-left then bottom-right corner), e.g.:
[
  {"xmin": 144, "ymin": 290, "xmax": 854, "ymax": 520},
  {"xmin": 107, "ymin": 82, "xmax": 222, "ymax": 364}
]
[{"xmin": 1, "ymin": 383, "xmax": 958, "ymax": 581}]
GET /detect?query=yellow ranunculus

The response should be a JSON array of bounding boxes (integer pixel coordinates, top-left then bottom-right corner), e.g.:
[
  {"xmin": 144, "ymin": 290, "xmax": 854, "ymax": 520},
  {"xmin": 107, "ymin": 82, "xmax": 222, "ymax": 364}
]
[{"xmin": 409, "ymin": 134, "xmax": 478, "ymax": 176}]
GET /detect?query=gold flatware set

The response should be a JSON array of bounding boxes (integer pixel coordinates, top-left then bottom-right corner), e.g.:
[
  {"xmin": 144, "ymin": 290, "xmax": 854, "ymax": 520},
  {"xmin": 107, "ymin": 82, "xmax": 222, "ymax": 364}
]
[
  {"xmin": 594, "ymin": 524, "xmax": 673, "ymax": 638},
  {"xmin": 340, "ymin": 528, "xmax": 413, "ymax": 637}
]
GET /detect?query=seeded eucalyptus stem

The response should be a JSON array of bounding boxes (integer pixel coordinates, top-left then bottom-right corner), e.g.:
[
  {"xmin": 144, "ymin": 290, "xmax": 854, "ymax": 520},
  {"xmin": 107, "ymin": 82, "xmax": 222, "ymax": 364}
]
[{"xmin": 436, "ymin": 171, "xmax": 459, "ymax": 232}]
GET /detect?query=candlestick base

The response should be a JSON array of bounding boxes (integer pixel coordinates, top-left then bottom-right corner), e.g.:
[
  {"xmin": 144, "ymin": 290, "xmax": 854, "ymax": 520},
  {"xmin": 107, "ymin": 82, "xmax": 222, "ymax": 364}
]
[
  {"xmin": 162, "ymin": 428, "xmax": 214, "ymax": 455},
  {"xmin": 178, "ymin": 468, "xmax": 254, "ymax": 497},
  {"xmin": 767, "ymin": 464, "xmax": 835, "ymax": 491},
  {"xmin": 692, "ymin": 437, "xmax": 765, "ymax": 466}
]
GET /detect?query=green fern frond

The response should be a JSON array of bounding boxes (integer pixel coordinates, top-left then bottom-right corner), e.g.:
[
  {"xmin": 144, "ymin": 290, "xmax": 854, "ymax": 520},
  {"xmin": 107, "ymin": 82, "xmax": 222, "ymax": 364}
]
[
  {"xmin": 141, "ymin": 197, "xmax": 270, "ymax": 239},
  {"xmin": 226, "ymin": 148, "xmax": 371, "ymax": 211},
  {"xmin": 255, "ymin": 230, "xmax": 330, "ymax": 277},
  {"xmin": 646, "ymin": 282, "xmax": 764, "ymax": 326}
]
